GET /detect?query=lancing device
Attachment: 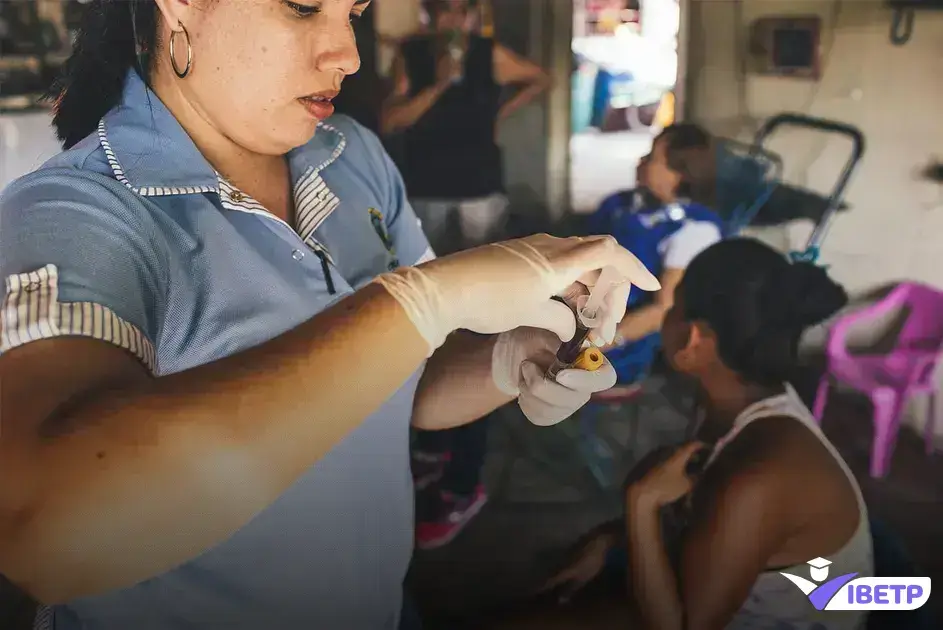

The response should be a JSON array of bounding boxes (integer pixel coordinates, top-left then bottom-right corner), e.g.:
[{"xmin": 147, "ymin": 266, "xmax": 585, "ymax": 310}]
[{"xmin": 545, "ymin": 266, "xmax": 620, "ymax": 380}]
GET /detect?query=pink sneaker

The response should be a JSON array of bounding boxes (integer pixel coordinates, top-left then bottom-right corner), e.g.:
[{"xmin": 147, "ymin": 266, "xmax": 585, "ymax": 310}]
[{"xmin": 415, "ymin": 485, "xmax": 488, "ymax": 550}]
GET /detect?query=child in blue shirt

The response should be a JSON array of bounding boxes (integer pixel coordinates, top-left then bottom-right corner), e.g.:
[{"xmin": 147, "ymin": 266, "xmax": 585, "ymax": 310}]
[{"xmin": 588, "ymin": 124, "xmax": 724, "ymax": 383}]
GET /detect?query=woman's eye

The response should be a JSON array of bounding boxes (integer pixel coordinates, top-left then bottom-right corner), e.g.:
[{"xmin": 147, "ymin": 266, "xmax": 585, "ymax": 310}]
[{"xmin": 284, "ymin": 1, "xmax": 320, "ymax": 18}]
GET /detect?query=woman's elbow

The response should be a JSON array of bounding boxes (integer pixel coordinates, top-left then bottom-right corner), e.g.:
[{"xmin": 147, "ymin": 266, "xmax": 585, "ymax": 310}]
[
  {"xmin": 519, "ymin": 73, "xmax": 551, "ymax": 96},
  {"xmin": 0, "ymin": 466, "xmax": 80, "ymax": 604},
  {"xmin": 0, "ymin": 520, "xmax": 100, "ymax": 606},
  {"xmin": 0, "ymin": 503, "xmax": 57, "ymax": 603}
]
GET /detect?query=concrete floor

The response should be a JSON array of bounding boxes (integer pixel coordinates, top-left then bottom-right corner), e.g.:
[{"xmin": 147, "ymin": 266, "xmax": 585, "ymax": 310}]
[
  {"xmin": 408, "ymin": 374, "xmax": 694, "ymax": 612},
  {"xmin": 408, "ymin": 371, "xmax": 943, "ymax": 629}
]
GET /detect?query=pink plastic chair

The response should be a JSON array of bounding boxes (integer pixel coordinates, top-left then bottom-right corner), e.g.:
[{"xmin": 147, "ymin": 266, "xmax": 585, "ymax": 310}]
[{"xmin": 812, "ymin": 282, "xmax": 943, "ymax": 478}]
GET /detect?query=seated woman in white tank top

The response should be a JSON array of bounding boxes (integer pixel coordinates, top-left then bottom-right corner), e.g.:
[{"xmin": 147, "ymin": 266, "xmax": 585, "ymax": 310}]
[{"xmin": 544, "ymin": 238, "xmax": 873, "ymax": 630}]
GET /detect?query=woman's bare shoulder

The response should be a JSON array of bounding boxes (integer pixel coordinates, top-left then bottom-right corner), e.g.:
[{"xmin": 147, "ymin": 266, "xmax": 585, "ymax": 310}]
[{"xmin": 692, "ymin": 415, "xmax": 854, "ymax": 522}]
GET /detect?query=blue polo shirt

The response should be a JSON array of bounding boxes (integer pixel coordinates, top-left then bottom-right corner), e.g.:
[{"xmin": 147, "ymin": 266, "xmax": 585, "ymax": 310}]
[{"xmin": 0, "ymin": 70, "xmax": 434, "ymax": 629}]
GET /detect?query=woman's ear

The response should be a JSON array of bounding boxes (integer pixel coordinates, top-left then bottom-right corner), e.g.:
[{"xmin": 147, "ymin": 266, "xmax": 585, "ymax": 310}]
[{"xmin": 153, "ymin": 0, "xmax": 192, "ymax": 28}]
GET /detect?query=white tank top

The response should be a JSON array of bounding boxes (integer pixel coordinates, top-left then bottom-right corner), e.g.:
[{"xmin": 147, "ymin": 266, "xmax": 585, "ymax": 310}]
[{"xmin": 703, "ymin": 385, "xmax": 873, "ymax": 630}]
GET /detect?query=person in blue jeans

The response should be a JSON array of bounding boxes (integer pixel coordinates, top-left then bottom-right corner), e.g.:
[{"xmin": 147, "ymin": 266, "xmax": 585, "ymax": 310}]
[
  {"xmin": 590, "ymin": 124, "xmax": 725, "ymax": 384},
  {"xmin": 411, "ymin": 409, "xmax": 492, "ymax": 550}
]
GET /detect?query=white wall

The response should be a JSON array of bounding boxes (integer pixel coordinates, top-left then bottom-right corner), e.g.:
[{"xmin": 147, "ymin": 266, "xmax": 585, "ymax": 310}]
[
  {"xmin": 0, "ymin": 111, "xmax": 62, "ymax": 192},
  {"xmin": 686, "ymin": 0, "xmax": 943, "ymax": 440},
  {"xmin": 688, "ymin": 0, "xmax": 943, "ymax": 293}
]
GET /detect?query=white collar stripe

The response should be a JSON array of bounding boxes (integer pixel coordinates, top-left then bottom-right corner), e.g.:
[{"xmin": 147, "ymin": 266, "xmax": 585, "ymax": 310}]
[
  {"xmin": 98, "ymin": 121, "xmax": 218, "ymax": 198},
  {"xmin": 97, "ymin": 118, "xmax": 346, "ymax": 252}
]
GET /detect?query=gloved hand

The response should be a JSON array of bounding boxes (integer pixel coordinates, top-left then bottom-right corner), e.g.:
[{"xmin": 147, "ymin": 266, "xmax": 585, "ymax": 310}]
[
  {"xmin": 374, "ymin": 234, "xmax": 659, "ymax": 356},
  {"xmin": 492, "ymin": 327, "xmax": 617, "ymax": 426}
]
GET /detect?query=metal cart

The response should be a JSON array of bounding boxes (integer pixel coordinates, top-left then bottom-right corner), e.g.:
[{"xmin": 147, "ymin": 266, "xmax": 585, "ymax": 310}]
[{"xmin": 751, "ymin": 113, "xmax": 867, "ymax": 263}]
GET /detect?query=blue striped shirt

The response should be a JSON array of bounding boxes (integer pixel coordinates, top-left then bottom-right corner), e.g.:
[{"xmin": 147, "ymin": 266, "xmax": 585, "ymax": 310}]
[{"xmin": 0, "ymin": 69, "xmax": 433, "ymax": 630}]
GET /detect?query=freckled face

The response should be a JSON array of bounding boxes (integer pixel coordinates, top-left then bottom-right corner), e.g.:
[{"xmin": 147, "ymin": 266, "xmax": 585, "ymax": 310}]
[{"xmin": 170, "ymin": 0, "xmax": 368, "ymax": 155}]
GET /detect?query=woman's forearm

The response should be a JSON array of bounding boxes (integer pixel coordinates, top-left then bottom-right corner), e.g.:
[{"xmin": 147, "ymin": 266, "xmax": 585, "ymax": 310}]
[
  {"xmin": 626, "ymin": 492, "xmax": 684, "ymax": 630},
  {"xmin": 611, "ymin": 269, "xmax": 681, "ymax": 346},
  {"xmin": 380, "ymin": 82, "xmax": 448, "ymax": 134},
  {"xmin": 1, "ymin": 283, "xmax": 428, "ymax": 604},
  {"xmin": 412, "ymin": 332, "xmax": 511, "ymax": 430}
]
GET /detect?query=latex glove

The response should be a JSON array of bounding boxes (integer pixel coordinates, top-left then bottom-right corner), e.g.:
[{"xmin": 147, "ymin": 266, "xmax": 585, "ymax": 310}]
[
  {"xmin": 492, "ymin": 327, "xmax": 617, "ymax": 426},
  {"xmin": 374, "ymin": 234, "xmax": 659, "ymax": 356}
]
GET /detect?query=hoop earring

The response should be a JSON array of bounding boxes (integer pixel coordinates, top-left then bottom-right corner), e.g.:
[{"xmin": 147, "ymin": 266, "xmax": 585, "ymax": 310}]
[{"xmin": 169, "ymin": 22, "xmax": 192, "ymax": 79}]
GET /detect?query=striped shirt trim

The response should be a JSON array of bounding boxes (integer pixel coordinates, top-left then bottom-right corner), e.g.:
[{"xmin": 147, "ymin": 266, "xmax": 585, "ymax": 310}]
[
  {"xmin": 216, "ymin": 176, "xmax": 336, "ymax": 265},
  {"xmin": 218, "ymin": 177, "xmax": 271, "ymax": 215},
  {"xmin": 98, "ymin": 121, "xmax": 217, "ymax": 198},
  {"xmin": 295, "ymin": 122, "xmax": 347, "ymax": 244},
  {"xmin": 294, "ymin": 168, "xmax": 341, "ymax": 244},
  {"xmin": 98, "ymin": 116, "xmax": 346, "ymax": 262},
  {"xmin": 97, "ymin": 119, "xmax": 345, "ymax": 201},
  {"xmin": 0, "ymin": 264, "xmax": 157, "ymax": 373},
  {"xmin": 32, "ymin": 604, "xmax": 52, "ymax": 630},
  {"xmin": 311, "ymin": 121, "xmax": 348, "ymax": 172}
]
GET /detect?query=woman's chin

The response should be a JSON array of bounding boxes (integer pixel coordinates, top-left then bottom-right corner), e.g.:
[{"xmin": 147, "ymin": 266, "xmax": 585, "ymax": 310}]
[
  {"xmin": 295, "ymin": 123, "xmax": 320, "ymax": 148},
  {"xmin": 269, "ymin": 121, "xmax": 320, "ymax": 154}
]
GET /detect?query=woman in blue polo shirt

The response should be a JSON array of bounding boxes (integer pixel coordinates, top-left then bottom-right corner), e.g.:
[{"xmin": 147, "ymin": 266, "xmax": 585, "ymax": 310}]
[
  {"xmin": 589, "ymin": 123, "xmax": 725, "ymax": 384},
  {"xmin": 0, "ymin": 2, "xmax": 659, "ymax": 630}
]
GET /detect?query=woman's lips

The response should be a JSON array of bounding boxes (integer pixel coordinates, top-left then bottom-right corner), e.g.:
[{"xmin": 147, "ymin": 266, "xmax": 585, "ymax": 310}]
[{"xmin": 299, "ymin": 97, "xmax": 335, "ymax": 120}]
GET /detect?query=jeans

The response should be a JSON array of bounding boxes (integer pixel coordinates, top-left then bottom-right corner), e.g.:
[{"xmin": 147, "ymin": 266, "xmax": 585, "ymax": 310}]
[
  {"xmin": 413, "ymin": 416, "xmax": 491, "ymax": 498},
  {"xmin": 398, "ymin": 592, "xmax": 423, "ymax": 630}
]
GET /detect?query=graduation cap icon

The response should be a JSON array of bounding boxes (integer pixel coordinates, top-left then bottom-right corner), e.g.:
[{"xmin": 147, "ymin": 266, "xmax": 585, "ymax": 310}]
[{"xmin": 806, "ymin": 557, "xmax": 832, "ymax": 582}]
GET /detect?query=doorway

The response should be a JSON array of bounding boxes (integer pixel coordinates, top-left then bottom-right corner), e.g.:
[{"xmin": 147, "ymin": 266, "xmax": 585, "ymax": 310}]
[{"xmin": 569, "ymin": 0, "xmax": 681, "ymax": 213}]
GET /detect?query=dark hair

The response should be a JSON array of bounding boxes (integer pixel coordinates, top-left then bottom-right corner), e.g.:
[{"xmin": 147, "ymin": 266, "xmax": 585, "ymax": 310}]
[
  {"xmin": 656, "ymin": 123, "xmax": 716, "ymax": 207},
  {"xmin": 680, "ymin": 238, "xmax": 848, "ymax": 387},
  {"xmin": 49, "ymin": 0, "xmax": 159, "ymax": 149}
]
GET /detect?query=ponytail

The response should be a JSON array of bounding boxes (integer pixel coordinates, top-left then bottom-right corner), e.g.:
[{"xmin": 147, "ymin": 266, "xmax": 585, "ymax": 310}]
[
  {"xmin": 681, "ymin": 238, "xmax": 848, "ymax": 388},
  {"xmin": 49, "ymin": 0, "xmax": 159, "ymax": 149}
]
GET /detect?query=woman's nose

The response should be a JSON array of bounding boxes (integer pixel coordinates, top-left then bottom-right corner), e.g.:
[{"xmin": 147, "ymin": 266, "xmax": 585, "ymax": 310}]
[{"xmin": 318, "ymin": 27, "xmax": 361, "ymax": 77}]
